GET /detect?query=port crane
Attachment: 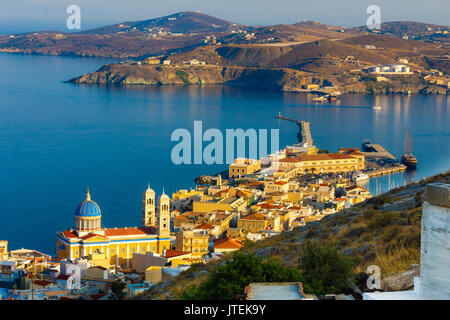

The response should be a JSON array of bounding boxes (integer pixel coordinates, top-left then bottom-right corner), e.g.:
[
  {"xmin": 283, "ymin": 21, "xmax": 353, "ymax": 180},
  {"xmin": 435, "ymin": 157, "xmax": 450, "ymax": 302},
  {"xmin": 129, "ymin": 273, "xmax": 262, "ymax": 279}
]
[{"xmin": 275, "ymin": 113, "xmax": 314, "ymax": 147}]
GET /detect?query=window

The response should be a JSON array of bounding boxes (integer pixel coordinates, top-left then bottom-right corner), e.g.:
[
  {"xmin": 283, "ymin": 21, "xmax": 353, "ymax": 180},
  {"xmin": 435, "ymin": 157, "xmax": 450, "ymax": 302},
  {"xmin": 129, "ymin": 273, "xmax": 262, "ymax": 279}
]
[{"xmin": 111, "ymin": 248, "xmax": 114, "ymax": 254}]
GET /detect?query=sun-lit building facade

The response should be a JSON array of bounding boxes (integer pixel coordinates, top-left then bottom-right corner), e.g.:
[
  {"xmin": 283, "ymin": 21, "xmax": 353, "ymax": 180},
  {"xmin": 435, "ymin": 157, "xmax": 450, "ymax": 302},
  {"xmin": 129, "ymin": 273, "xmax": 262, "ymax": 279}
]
[{"xmin": 56, "ymin": 187, "xmax": 171, "ymax": 270}]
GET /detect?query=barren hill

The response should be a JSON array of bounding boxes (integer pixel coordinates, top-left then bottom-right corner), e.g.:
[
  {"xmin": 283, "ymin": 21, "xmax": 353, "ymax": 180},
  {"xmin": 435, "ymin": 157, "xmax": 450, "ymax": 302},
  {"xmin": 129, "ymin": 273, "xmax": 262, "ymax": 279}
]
[
  {"xmin": 267, "ymin": 39, "xmax": 396, "ymax": 71},
  {"xmin": 81, "ymin": 11, "xmax": 241, "ymax": 35},
  {"xmin": 350, "ymin": 21, "xmax": 449, "ymax": 38}
]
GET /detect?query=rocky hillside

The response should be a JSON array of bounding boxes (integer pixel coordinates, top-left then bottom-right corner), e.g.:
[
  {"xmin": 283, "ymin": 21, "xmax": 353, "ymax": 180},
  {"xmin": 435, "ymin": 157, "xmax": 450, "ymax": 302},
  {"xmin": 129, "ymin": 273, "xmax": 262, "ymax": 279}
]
[
  {"xmin": 136, "ymin": 171, "xmax": 449, "ymax": 300},
  {"xmin": 68, "ymin": 63, "xmax": 326, "ymax": 92},
  {"xmin": 67, "ymin": 41, "xmax": 449, "ymax": 94}
]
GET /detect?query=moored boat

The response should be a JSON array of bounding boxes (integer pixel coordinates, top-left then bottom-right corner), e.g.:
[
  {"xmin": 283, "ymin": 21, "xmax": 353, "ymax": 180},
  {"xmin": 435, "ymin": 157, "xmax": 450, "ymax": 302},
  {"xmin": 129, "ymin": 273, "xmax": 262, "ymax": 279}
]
[{"xmin": 401, "ymin": 129, "xmax": 417, "ymax": 168}]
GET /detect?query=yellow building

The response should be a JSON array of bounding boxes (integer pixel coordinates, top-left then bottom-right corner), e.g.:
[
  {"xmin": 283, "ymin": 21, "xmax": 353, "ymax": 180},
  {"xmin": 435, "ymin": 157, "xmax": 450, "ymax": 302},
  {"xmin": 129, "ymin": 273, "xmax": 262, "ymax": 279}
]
[
  {"xmin": 56, "ymin": 187, "xmax": 171, "ymax": 270},
  {"xmin": 175, "ymin": 230, "xmax": 209, "ymax": 261},
  {"xmin": 193, "ymin": 196, "xmax": 246, "ymax": 213},
  {"xmin": 172, "ymin": 188, "xmax": 204, "ymax": 201},
  {"xmin": 264, "ymin": 180, "xmax": 289, "ymax": 194},
  {"xmin": 229, "ymin": 158, "xmax": 261, "ymax": 178},
  {"xmin": 87, "ymin": 251, "xmax": 109, "ymax": 269},
  {"xmin": 276, "ymin": 153, "xmax": 364, "ymax": 174},
  {"xmin": 237, "ymin": 213, "xmax": 268, "ymax": 233},
  {"xmin": 0, "ymin": 240, "xmax": 8, "ymax": 260}
]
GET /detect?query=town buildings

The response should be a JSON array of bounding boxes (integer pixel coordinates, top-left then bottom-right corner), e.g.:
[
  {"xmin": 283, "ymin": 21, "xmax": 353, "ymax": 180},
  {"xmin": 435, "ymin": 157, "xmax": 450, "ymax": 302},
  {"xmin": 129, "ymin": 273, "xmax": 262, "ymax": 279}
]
[{"xmin": 56, "ymin": 187, "xmax": 171, "ymax": 270}]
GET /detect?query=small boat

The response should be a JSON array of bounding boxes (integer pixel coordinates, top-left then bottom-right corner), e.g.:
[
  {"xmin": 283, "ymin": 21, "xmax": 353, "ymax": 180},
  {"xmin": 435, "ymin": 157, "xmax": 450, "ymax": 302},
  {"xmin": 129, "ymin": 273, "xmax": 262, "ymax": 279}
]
[
  {"xmin": 401, "ymin": 130, "xmax": 417, "ymax": 168},
  {"xmin": 372, "ymin": 105, "xmax": 382, "ymax": 110},
  {"xmin": 352, "ymin": 172, "xmax": 369, "ymax": 182}
]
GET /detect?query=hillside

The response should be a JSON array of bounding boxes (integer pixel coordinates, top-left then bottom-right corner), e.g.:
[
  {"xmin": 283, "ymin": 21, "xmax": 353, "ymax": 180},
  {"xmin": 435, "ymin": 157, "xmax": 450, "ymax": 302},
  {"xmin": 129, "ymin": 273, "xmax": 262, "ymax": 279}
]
[
  {"xmin": 81, "ymin": 11, "xmax": 242, "ymax": 35},
  {"xmin": 67, "ymin": 39, "xmax": 450, "ymax": 95},
  {"xmin": 68, "ymin": 63, "xmax": 318, "ymax": 92},
  {"xmin": 267, "ymin": 39, "xmax": 397, "ymax": 70},
  {"xmin": 136, "ymin": 171, "xmax": 450, "ymax": 300},
  {"xmin": 350, "ymin": 21, "xmax": 449, "ymax": 39},
  {"xmin": 0, "ymin": 32, "xmax": 202, "ymax": 58}
]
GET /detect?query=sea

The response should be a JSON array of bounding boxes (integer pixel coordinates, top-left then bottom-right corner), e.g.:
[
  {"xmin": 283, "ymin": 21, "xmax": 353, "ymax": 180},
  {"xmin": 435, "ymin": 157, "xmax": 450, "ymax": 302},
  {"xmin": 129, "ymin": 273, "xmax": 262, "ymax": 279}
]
[{"xmin": 0, "ymin": 53, "xmax": 449, "ymax": 255}]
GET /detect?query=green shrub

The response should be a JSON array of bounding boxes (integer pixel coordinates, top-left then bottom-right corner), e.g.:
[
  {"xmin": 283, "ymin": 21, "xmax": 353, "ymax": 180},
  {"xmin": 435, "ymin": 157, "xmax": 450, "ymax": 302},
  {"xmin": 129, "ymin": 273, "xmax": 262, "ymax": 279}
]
[
  {"xmin": 182, "ymin": 253, "xmax": 304, "ymax": 300},
  {"xmin": 298, "ymin": 241, "xmax": 354, "ymax": 295},
  {"xmin": 175, "ymin": 70, "xmax": 189, "ymax": 84}
]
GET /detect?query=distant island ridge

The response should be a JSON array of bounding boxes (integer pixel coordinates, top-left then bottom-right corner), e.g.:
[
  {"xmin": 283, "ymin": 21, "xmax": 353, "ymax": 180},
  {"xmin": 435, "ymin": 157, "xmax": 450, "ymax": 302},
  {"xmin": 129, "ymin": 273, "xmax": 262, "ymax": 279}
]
[{"xmin": 1, "ymin": 11, "xmax": 449, "ymax": 94}]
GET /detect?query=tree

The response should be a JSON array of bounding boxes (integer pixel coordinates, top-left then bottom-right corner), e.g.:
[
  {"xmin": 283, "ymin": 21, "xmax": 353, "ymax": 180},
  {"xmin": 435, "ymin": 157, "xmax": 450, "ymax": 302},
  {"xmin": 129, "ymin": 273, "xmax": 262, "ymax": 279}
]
[
  {"xmin": 298, "ymin": 240, "xmax": 354, "ymax": 295},
  {"xmin": 110, "ymin": 279, "xmax": 126, "ymax": 300},
  {"xmin": 182, "ymin": 253, "xmax": 304, "ymax": 300}
]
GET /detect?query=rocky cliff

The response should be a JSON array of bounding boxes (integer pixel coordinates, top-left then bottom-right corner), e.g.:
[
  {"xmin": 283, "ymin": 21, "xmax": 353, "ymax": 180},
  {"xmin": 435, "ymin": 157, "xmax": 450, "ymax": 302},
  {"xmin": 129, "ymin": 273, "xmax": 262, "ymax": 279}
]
[{"xmin": 68, "ymin": 63, "xmax": 326, "ymax": 92}]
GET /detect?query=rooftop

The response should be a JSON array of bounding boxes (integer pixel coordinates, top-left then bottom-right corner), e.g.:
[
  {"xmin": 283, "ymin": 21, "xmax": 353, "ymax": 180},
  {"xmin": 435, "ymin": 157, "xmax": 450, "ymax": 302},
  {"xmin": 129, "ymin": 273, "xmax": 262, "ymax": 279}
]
[{"xmin": 245, "ymin": 282, "xmax": 305, "ymax": 300}]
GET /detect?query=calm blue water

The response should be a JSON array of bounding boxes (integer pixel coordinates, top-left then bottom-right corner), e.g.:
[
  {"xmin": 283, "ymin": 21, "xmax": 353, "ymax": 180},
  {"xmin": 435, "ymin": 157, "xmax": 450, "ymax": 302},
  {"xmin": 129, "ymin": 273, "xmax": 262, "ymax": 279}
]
[{"xmin": 0, "ymin": 53, "xmax": 449, "ymax": 255}]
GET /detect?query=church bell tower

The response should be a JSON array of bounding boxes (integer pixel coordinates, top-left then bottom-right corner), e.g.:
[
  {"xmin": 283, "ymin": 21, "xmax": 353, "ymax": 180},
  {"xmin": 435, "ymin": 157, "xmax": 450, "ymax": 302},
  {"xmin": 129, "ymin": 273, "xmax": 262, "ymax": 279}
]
[
  {"xmin": 143, "ymin": 183, "xmax": 156, "ymax": 227},
  {"xmin": 157, "ymin": 188, "xmax": 171, "ymax": 238}
]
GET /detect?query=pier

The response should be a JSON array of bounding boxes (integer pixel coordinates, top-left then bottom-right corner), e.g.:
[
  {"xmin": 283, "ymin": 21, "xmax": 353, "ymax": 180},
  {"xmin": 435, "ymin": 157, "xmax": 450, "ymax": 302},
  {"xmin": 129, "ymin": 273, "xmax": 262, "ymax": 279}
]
[
  {"xmin": 366, "ymin": 165, "xmax": 407, "ymax": 178},
  {"xmin": 361, "ymin": 144, "xmax": 397, "ymax": 161}
]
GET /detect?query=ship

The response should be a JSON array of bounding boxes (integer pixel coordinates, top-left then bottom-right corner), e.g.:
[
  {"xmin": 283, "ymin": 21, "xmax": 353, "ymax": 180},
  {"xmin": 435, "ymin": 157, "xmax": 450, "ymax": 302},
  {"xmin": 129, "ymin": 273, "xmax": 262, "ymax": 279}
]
[{"xmin": 401, "ymin": 130, "xmax": 417, "ymax": 168}]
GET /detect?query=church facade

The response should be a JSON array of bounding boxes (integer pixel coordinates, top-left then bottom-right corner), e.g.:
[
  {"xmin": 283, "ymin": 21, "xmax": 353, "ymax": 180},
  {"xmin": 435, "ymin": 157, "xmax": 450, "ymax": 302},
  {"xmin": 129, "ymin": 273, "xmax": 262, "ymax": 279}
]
[{"xmin": 56, "ymin": 185, "xmax": 171, "ymax": 269}]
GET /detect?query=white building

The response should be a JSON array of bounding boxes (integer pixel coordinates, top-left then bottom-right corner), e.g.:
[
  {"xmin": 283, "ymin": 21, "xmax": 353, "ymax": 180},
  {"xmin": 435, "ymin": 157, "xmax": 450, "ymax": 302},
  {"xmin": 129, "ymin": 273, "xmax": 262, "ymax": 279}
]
[{"xmin": 363, "ymin": 183, "xmax": 450, "ymax": 300}]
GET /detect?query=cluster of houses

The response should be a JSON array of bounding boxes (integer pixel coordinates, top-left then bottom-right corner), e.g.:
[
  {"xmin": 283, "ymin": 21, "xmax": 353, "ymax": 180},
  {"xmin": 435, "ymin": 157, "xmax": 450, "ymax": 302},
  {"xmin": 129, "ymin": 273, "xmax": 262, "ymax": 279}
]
[{"xmin": 0, "ymin": 141, "xmax": 374, "ymax": 300}]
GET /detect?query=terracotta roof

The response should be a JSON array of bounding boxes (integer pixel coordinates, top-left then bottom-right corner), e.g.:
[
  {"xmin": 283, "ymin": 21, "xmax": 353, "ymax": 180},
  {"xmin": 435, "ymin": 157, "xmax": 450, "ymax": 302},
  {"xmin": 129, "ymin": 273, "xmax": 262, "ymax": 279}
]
[
  {"xmin": 214, "ymin": 237, "xmax": 243, "ymax": 250},
  {"xmin": 89, "ymin": 266, "xmax": 107, "ymax": 270},
  {"xmin": 56, "ymin": 274, "xmax": 71, "ymax": 280},
  {"xmin": 104, "ymin": 227, "xmax": 156, "ymax": 237},
  {"xmin": 33, "ymin": 280, "xmax": 52, "ymax": 287},
  {"xmin": 273, "ymin": 181, "xmax": 287, "ymax": 185},
  {"xmin": 62, "ymin": 230, "xmax": 77, "ymax": 239},
  {"xmin": 254, "ymin": 203, "xmax": 283, "ymax": 210},
  {"xmin": 241, "ymin": 213, "xmax": 266, "ymax": 221},
  {"xmin": 164, "ymin": 250, "xmax": 190, "ymax": 258},
  {"xmin": 216, "ymin": 189, "xmax": 230, "ymax": 195},
  {"xmin": 346, "ymin": 185, "xmax": 369, "ymax": 192},
  {"xmin": 195, "ymin": 223, "xmax": 215, "ymax": 230},
  {"xmin": 80, "ymin": 233, "xmax": 109, "ymax": 240}
]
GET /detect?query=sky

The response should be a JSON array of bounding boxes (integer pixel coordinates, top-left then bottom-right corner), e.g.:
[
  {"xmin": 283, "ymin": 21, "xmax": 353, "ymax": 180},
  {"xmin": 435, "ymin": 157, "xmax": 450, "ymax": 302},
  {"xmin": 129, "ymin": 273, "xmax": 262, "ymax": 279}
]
[{"xmin": 0, "ymin": 0, "xmax": 449, "ymax": 34}]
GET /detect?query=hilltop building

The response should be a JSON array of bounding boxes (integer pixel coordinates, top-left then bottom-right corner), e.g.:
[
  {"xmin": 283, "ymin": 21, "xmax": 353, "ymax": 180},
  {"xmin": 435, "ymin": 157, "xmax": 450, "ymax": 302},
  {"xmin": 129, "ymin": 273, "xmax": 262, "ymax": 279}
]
[{"xmin": 56, "ymin": 187, "xmax": 171, "ymax": 270}]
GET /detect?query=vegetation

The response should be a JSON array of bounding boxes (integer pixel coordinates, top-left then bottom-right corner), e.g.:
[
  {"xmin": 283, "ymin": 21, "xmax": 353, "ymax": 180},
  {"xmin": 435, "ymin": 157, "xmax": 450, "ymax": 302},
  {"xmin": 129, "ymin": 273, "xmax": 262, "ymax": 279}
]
[
  {"xmin": 298, "ymin": 241, "xmax": 354, "ymax": 295},
  {"xmin": 111, "ymin": 280, "xmax": 126, "ymax": 300},
  {"xmin": 181, "ymin": 253, "xmax": 303, "ymax": 299},
  {"xmin": 175, "ymin": 70, "xmax": 190, "ymax": 84}
]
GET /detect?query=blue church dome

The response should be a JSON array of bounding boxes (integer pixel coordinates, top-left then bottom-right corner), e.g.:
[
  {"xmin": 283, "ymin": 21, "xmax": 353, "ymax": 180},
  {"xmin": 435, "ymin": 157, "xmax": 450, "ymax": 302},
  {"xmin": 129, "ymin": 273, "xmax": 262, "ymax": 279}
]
[{"xmin": 75, "ymin": 189, "xmax": 101, "ymax": 217}]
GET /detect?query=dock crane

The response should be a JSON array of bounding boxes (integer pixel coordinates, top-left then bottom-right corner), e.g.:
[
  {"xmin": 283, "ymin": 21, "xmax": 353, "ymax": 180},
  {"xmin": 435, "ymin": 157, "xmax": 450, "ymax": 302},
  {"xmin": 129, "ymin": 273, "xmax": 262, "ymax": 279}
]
[{"xmin": 275, "ymin": 113, "xmax": 314, "ymax": 147}]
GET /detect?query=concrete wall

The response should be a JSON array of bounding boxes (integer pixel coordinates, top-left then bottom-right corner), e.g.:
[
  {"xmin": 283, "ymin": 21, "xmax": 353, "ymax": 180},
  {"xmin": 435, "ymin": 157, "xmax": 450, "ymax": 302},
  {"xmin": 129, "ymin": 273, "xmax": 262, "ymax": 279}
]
[{"xmin": 420, "ymin": 183, "xmax": 450, "ymax": 300}]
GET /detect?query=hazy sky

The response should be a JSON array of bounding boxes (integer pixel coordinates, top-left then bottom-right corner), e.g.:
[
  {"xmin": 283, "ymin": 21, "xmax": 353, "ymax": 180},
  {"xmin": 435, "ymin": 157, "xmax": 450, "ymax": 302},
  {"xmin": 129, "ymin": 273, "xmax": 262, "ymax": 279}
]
[{"xmin": 0, "ymin": 0, "xmax": 448, "ymax": 33}]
